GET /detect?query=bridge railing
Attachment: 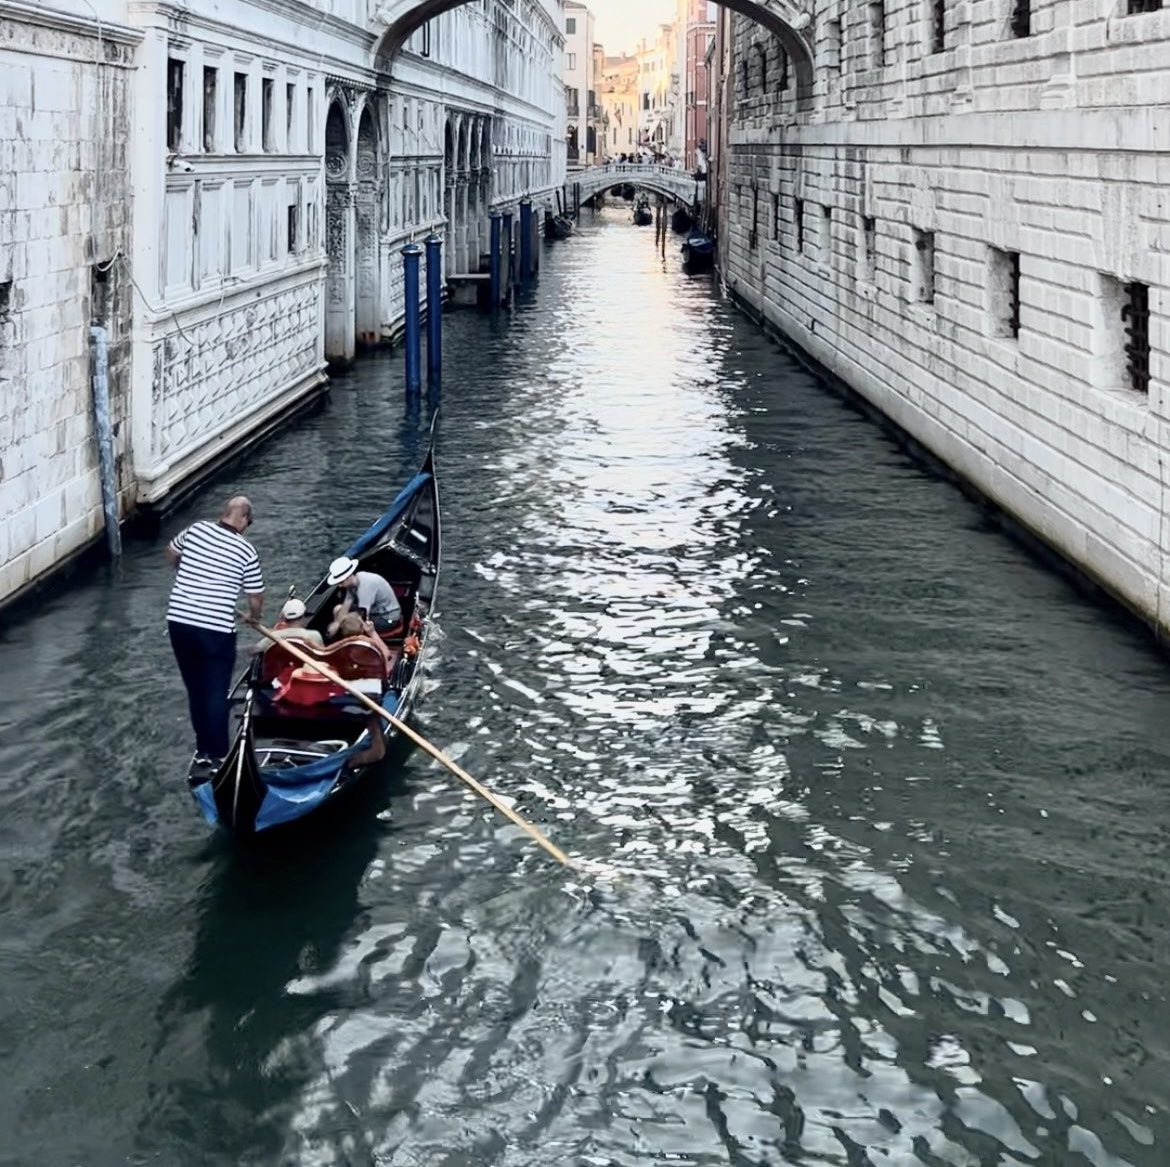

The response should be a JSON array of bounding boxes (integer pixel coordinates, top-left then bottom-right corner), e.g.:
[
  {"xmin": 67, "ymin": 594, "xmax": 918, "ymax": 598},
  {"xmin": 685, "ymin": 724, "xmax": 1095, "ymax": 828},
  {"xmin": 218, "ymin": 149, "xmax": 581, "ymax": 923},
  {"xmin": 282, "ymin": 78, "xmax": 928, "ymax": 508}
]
[{"xmin": 584, "ymin": 162, "xmax": 700, "ymax": 182}]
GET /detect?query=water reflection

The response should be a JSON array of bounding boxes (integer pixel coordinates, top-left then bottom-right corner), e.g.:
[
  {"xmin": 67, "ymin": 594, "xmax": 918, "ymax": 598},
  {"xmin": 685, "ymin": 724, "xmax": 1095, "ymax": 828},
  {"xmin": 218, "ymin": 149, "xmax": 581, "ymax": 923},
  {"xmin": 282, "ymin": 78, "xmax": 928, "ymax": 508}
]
[{"xmin": 0, "ymin": 206, "xmax": 1168, "ymax": 1165}]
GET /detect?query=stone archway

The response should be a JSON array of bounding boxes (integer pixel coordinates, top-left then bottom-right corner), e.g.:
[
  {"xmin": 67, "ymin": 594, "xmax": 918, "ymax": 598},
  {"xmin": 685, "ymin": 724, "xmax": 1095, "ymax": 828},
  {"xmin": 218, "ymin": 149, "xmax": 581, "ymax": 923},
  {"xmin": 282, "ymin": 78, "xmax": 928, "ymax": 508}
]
[
  {"xmin": 354, "ymin": 102, "xmax": 382, "ymax": 347},
  {"xmin": 324, "ymin": 97, "xmax": 353, "ymax": 364},
  {"xmin": 373, "ymin": 0, "xmax": 815, "ymax": 104}
]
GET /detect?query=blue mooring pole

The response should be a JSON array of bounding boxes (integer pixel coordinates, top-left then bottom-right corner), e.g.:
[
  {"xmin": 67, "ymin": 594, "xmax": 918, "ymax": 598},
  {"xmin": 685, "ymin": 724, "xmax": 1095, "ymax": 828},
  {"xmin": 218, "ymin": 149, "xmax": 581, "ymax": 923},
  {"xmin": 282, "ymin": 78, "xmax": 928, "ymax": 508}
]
[
  {"xmin": 424, "ymin": 233, "xmax": 442, "ymax": 392},
  {"xmin": 519, "ymin": 199, "xmax": 533, "ymax": 282},
  {"xmin": 402, "ymin": 243, "xmax": 422, "ymax": 396},
  {"xmin": 489, "ymin": 212, "xmax": 502, "ymax": 308},
  {"xmin": 502, "ymin": 209, "xmax": 514, "ymax": 298}
]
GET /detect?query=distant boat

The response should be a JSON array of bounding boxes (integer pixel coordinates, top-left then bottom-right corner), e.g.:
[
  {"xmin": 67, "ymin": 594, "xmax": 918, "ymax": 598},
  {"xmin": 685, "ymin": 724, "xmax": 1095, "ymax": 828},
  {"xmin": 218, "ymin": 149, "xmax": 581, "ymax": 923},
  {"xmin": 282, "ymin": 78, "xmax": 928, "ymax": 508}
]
[
  {"xmin": 671, "ymin": 206, "xmax": 693, "ymax": 235},
  {"xmin": 681, "ymin": 228, "xmax": 714, "ymax": 272},
  {"xmin": 633, "ymin": 200, "xmax": 653, "ymax": 227},
  {"xmin": 620, "ymin": 183, "xmax": 635, "ymax": 201},
  {"xmin": 545, "ymin": 214, "xmax": 573, "ymax": 240}
]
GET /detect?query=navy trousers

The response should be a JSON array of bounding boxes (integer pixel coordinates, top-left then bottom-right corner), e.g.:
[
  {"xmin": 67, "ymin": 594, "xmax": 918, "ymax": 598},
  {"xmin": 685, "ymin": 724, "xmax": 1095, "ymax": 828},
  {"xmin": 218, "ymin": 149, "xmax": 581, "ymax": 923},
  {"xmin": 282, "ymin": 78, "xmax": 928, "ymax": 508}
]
[{"xmin": 168, "ymin": 621, "xmax": 238, "ymax": 759}]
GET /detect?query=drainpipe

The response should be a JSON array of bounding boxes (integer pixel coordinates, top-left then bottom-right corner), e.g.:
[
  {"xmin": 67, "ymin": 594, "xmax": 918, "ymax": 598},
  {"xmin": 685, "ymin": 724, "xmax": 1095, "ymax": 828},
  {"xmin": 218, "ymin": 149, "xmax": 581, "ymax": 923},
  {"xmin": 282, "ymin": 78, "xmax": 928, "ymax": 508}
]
[{"xmin": 88, "ymin": 325, "xmax": 121, "ymax": 558}]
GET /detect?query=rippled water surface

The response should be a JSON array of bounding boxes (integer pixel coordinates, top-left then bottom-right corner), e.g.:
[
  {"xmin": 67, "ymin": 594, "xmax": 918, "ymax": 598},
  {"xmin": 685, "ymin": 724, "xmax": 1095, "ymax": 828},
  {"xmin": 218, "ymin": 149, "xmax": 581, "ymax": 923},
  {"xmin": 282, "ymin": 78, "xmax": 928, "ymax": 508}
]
[{"xmin": 2, "ymin": 207, "xmax": 1170, "ymax": 1166}]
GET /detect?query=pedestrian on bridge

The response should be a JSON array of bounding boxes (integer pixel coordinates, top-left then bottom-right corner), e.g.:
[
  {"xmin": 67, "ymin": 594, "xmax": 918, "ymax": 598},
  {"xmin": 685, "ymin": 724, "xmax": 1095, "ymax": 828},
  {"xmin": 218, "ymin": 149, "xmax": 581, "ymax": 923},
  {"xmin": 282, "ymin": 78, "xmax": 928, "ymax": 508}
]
[{"xmin": 165, "ymin": 495, "xmax": 265, "ymax": 766}]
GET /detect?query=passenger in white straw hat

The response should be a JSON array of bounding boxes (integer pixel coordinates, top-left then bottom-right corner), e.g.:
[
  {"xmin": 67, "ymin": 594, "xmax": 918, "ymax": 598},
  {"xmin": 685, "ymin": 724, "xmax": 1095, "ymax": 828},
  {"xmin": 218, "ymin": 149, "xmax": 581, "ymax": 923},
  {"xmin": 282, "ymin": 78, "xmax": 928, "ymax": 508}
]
[{"xmin": 325, "ymin": 556, "xmax": 403, "ymax": 639}]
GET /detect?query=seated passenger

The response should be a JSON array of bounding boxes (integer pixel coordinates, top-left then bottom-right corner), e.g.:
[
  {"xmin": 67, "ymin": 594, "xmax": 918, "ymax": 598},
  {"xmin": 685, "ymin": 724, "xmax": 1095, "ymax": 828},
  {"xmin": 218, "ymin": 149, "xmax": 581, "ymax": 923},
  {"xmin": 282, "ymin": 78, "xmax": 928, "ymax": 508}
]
[
  {"xmin": 254, "ymin": 598, "xmax": 324, "ymax": 654},
  {"xmin": 326, "ymin": 556, "xmax": 403, "ymax": 637},
  {"xmin": 331, "ymin": 611, "xmax": 393, "ymax": 675}
]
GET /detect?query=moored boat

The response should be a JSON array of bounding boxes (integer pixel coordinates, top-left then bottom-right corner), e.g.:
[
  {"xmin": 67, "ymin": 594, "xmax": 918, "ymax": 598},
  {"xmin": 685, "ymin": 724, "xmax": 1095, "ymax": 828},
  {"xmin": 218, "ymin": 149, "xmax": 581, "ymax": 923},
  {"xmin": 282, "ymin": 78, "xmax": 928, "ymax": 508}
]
[
  {"xmin": 671, "ymin": 206, "xmax": 694, "ymax": 235},
  {"xmin": 681, "ymin": 228, "xmax": 715, "ymax": 272},
  {"xmin": 188, "ymin": 435, "xmax": 441, "ymax": 837},
  {"xmin": 545, "ymin": 213, "xmax": 573, "ymax": 240}
]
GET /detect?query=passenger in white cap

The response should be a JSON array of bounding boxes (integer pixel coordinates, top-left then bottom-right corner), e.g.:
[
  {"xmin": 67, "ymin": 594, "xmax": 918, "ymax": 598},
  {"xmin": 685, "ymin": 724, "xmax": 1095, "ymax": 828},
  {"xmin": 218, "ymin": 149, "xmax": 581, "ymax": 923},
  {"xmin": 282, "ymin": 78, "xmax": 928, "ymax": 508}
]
[
  {"xmin": 325, "ymin": 556, "xmax": 402, "ymax": 638},
  {"xmin": 253, "ymin": 596, "xmax": 324, "ymax": 653}
]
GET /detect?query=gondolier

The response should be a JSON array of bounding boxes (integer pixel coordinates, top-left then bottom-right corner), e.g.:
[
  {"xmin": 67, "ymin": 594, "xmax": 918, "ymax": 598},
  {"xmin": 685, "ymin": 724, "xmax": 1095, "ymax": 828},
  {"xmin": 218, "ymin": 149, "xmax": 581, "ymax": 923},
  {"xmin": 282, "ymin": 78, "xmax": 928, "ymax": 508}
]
[{"xmin": 166, "ymin": 495, "xmax": 265, "ymax": 766}]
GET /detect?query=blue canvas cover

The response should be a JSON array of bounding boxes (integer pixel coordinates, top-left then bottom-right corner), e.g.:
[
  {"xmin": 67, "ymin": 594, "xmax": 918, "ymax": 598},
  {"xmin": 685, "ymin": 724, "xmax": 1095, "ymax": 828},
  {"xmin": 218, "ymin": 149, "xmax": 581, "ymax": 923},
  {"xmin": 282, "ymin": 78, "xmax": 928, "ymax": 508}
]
[
  {"xmin": 253, "ymin": 690, "xmax": 402, "ymax": 832},
  {"xmin": 344, "ymin": 473, "xmax": 431, "ymax": 560}
]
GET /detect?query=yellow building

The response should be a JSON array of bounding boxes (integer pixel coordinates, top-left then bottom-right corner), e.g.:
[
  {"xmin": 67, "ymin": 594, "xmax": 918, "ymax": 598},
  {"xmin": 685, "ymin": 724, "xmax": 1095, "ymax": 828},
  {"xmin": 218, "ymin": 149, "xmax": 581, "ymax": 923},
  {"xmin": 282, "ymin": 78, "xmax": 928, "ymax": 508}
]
[{"xmin": 599, "ymin": 54, "xmax": 638, "ymax": 161}]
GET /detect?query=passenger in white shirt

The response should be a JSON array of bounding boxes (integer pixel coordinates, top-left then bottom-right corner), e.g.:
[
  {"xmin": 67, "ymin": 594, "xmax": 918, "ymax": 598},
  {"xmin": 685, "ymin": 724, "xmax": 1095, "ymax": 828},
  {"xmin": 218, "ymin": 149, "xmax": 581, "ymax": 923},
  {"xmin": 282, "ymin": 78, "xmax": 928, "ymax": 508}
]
[{"xmin": 325, "ymin": 556, "xmax": 403, "ymax": 637}]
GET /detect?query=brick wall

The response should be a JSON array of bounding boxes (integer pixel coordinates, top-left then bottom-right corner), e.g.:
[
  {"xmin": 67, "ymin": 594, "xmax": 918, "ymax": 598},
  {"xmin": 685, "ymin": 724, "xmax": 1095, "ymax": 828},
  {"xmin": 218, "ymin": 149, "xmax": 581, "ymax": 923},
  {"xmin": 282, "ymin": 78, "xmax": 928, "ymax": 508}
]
[
  {"xmin": 721, "ymin": 2, "xmax": 1170, "ymax": 631},
  {"xmin": 0, "ymin": 9, "xmax": 137, "ymax": 603}
]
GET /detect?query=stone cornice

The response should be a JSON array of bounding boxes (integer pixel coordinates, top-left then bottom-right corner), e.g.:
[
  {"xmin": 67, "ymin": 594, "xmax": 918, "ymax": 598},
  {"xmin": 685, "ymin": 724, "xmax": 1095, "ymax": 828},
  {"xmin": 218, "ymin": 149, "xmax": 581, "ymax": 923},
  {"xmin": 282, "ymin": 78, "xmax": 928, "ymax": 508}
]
[
  {"xmin": 131, "ymin": 0, "xmax": 374, "ymax": 49},
  {"xmin": 0, "ymin": 0, "xmax": 141, "ymax": 49}
]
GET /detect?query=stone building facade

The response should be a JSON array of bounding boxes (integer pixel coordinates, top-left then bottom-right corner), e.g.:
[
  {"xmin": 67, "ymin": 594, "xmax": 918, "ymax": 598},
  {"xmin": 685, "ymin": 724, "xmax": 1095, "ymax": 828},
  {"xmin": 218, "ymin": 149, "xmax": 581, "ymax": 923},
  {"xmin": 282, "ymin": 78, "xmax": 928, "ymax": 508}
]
[
  {"xmin": 0, "ymin": 0, "xmax": 564, "ymax": 608},
  {"xmin": 716, "ymin": 1, "xmax": 1170, "ymax": 634},
  {"xmin": 0, "ymin": 2, "xmax": 138, "ymax": 603}
]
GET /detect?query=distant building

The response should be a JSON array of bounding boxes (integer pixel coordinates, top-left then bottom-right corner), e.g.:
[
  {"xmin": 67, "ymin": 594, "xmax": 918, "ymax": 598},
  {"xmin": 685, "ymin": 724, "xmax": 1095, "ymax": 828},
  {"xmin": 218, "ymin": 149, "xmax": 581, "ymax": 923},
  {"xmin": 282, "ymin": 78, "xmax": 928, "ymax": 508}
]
[
  {"xmin": 600, "ymin": 54, "xmax": 639, "ymax": 160},
  {"xmin": 681, "ymin": 0, "xmax": 717, "ymax": 172},
  {"xmin": 563, "ymin": 1, "xmax": 597, "ymax": 166},
  {"xmin": 635, "ymin": 23, "xmax": 678, "ymax": 162}
]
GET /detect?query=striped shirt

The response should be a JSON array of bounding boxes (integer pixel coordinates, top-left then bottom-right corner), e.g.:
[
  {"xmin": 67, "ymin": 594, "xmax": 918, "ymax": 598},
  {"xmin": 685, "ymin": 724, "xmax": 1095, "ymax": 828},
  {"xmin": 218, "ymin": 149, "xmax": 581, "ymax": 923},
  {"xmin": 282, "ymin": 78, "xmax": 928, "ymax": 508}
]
[{"xmin": 167, "ymin": 520, "xmax": 264, "ymax": 634}]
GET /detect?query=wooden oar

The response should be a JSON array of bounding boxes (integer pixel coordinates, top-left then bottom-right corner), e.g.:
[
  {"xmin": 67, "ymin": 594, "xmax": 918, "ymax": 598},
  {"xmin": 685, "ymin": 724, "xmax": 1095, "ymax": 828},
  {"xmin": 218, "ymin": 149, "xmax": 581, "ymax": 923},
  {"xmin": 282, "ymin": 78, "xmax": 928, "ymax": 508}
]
[{"xmin": 253, "ymin": 623, "xmax": 573, "ymax": 868}]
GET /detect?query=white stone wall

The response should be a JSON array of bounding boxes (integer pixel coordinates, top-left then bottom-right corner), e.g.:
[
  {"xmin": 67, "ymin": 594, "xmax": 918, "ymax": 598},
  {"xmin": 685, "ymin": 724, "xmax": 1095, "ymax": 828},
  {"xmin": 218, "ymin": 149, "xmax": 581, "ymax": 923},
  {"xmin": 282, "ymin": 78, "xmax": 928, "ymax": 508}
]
[
  {"xmin": 721, "ymin": 4, "xmax": 1170, "ymax": 632},
  {"xmin": 0, "ymin": 3, "xmax": 137, "ymax": 602}
]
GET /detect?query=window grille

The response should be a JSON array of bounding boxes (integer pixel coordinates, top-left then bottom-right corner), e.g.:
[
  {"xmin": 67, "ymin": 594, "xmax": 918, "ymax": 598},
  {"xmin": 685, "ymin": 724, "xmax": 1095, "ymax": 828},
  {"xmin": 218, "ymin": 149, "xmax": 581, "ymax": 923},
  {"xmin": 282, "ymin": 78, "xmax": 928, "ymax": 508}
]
[
  {"xmin": 932, "ymin": 0, "xmax": 946, "ymax": 53},
  {"xmin": 1122, "ymin": 282, "xmax": 1151, "ymax": 393},
  {"xmin": 167, "ymin": 59, "xmax": 184, "ymax": 152},
  {"xmin": 1127, "ymin": 0, "xmax": 1161, "ymax": 12},
  {"xmin": 795, "ymin": 198, "xmax": 804, "ymax": 253},
  {"xmin": 1007, "ymin": 252, "xmax": 1021, "ymax": 337}
]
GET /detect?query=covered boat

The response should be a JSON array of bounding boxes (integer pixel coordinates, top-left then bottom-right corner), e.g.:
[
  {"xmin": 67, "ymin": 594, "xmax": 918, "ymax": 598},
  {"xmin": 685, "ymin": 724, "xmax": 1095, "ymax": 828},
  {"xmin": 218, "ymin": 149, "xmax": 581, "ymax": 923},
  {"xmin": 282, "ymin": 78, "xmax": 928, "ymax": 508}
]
[
  {"xmin": 188, "ymin": 438, "xmax": 441, "ymax": 837},
  {"xmin": 671, "ymin": 206, "xmax": 694, "ymax": 235},
  {"xmin": 633, "ymin": 199, "xmax": 653, "ymax": 226},
  {"xmin": 681, "ymin": 228, "xmax": 715, "ymax": 272}
]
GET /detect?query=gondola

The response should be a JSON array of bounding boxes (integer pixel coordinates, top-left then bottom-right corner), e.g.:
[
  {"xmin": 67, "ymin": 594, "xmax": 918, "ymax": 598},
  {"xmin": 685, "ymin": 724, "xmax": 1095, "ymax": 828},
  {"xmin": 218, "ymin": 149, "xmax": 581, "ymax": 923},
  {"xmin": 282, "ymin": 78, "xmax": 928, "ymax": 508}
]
[
  {"xmin": 633, "ymin": 199, "xmax": 653, "ymax": 227},
  {"xmin": 671, "ymin": 206, "xmax": 694, "ymax": 235},
  {"xmin": 681, "ymin": 228, "xmax": 715, "ymax": 272},
  {"xmin": 545, "ymin": 213, "xmax": 573, "ymax": 240},
  {"xmin": 187, "ymin": 436, "xmax": 441, "ymax": 837}
]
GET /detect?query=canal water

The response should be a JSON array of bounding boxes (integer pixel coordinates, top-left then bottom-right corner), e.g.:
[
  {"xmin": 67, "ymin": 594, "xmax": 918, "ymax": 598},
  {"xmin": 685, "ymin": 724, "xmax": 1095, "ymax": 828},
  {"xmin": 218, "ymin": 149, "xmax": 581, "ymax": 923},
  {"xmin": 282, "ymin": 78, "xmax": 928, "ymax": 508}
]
[{"xmin": 1, "ymin": 204, "xmax": 1168, "ymax": 1167}]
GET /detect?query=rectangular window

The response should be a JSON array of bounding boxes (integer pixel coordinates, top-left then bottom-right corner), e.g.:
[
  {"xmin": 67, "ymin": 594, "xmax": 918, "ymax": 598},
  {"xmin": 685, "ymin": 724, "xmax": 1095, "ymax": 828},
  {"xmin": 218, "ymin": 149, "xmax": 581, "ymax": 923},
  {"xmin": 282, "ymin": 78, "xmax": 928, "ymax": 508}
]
[
  {"xmin": 795, "ymin": 197, "xmax": 805, "ymax": 254},
  {"xmin": 0, "ymin": 280, "xmax": 11, "ymax": 319},
  {"xmin": 869, "ymin": 0, "xmax": 886, "ymax": 66},
  {"xmin": 828, "ymin": 20, "xmax": 842, "ymax": 72},
  {"xmin": 932, "ymin": 0, "xmax": 946, "ymax": 53},
  {"xmin": 566, "ymin": 15, "xmax": 577, "ymax": 33},
  {"xmin": 568, "ymin": 52, "xmax": 577, "ymax": 70},
  {"xmin": 988, "ymin": 248, "xmax": 1020, "ymax": 338},
  {"xmin": 261, "ymin": 77, "xmax": 274, "ymax": 151},
  {"xmin": 913, "ymin": 229, "xmax": 936, "ymax": 304},
  {"xmin": 202, "ymin": 66, "xmax": 217, "ymax": 152},
  {"xmin": 1122, "ymin": 281, "xmax": 1151, "ymax": 393},
  {"xmin": 861, "ymin": 215, "xmax": 876, "ymax": 281},
  {"xmin": 773, "ymin": 192, "xmax": 780, "ymax": 239},
  {"xmin": 750, "ymin": 186, "xmax": 759, "ymax": 249},
  {"xmin": 167, "ymin": 58, "xmax": 184, "ymax": 152},
  {"xmin": 1127, "ymin": 0, "xmax": 1161, "ymax": 11},
  {"xmin": 288, "ymin": 202, "xmax": 299, "ymax": 254},
  {"xmin": 306, "ymin": 86, "xmax": 314, "ymax": 151},
  {"xmin": 286, "ymin": 83, "xmax": 296, "ymax": 148},
  {"xmin": 234, "ymin": 72, "xmax": 248, "ymax": 152},
  {"xmin": 1010, "ymin": 0, "xmax": 1031, "ymax": 36}
]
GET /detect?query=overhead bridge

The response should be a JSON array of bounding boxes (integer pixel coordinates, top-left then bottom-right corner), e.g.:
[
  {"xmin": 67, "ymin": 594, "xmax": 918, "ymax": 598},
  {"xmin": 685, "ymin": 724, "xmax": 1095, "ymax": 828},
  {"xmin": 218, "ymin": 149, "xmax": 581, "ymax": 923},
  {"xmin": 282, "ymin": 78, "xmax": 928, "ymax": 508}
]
[{"xmin": 564, "ymin": 164, "xmax": 707, "ymax": 211}]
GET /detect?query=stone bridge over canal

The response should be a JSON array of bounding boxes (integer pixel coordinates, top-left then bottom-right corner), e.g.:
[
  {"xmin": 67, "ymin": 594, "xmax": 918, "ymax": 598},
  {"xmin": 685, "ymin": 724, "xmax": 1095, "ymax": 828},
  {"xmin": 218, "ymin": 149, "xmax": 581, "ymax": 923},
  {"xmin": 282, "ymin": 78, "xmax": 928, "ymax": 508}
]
[{"xmin": 566, "ymin": 164, "xmax": 707, "ymax": 212}]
